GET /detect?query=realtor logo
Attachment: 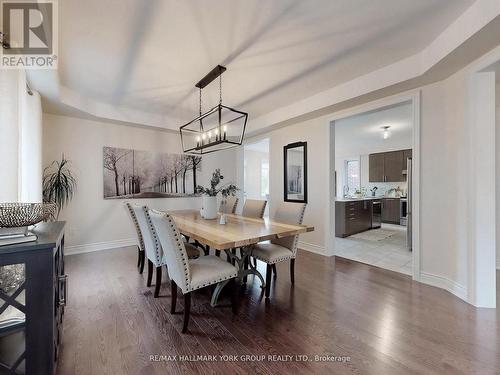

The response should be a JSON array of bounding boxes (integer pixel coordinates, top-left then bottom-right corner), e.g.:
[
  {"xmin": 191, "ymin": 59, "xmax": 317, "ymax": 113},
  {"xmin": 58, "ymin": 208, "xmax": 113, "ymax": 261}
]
[{"xmin": 1, "ymin": 0, "xmax": 58, "ymax": 69}]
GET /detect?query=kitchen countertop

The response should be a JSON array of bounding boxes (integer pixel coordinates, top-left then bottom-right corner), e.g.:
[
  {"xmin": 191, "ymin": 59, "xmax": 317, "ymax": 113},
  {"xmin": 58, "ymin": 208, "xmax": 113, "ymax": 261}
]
[{"xmin": 336, "ymin": 196, "xmax": 405, "ymax": 202}]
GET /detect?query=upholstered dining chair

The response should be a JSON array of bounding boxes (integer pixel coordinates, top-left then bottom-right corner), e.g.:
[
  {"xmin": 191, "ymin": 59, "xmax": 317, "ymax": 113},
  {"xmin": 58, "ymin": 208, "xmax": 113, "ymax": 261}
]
[
  {"xmin": 132, "ymin": 204, "xmax": 202, "ymax": 298},
  {"xmin": 124, "ymin": 202, "xmax": 145, "ymax": 274},
  {"xmin": 238, "ymin": 199, "xmax": 268, "ymax": 275},
  {"xmin": 220, "ymin": 195, "xmax": 239, "ymax": 214},
  {"xmin": 241, "ymin": 199, "xmax": 267, "ymax": 218},
  {"xmin": 148, "ymin": 209, "xmax": 238, "ymax": 333},
  {"xmin": 251, "ymin": 202, "xmax": 306, "ymax": 298}
]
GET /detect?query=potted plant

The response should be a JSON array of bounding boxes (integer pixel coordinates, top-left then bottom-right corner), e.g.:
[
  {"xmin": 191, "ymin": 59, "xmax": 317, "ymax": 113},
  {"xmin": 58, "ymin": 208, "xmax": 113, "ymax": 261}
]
[
  {"xmin": 42, "ymin": 155, "xmax": 77, "ymax": 220},
  {"xmin": 196, "ymin": 169, "xmax": 237, "ymax": 220}
]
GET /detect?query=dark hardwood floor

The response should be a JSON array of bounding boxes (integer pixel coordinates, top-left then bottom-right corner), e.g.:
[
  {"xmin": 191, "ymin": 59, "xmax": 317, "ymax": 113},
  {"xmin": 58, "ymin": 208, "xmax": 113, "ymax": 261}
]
[{"xmin": 58, "ymin": 247, "xmax": 500, "ymax": 375}]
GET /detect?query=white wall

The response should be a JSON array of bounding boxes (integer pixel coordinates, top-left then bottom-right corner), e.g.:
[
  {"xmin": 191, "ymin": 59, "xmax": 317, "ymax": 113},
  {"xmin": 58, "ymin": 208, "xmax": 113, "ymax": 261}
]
[
  {"xmin": 0, "ymin": 70, "xmax": 43, "ymax": 202},
  {"xmin": 418, "ymin": 71, "xmax": 469, "ymax": 291},
  {"xmin": 496, "ymin": 81, "xmax": 500, "ymax": 270},
  {"xmin": 248, "ymin": 117, "xmax": 331, "ymax": 254},
  {"xmin": 42, "ymin": 113, "xmax": 237, "ymax": 254}
]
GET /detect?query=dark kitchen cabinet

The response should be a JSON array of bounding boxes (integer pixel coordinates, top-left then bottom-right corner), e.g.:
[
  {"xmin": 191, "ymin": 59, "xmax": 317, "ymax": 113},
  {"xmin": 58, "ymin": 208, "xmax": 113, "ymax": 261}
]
[
  {"xmin": 369, "ymin": 153, "xmax": 385, "ymax": 182},
  {"xmin": 382, "ymin": 198, "xmax": 400, "ymax": 224},
  {"xmin": 335, "ymin": 200, "xmax": 372, "ymax": 237},
  {"xmin": 368, "ymin": 149, "xmax": 411, "ymax": 182},
  {"xmin": 384, "ymin": 151, "xmax": 404, "ymax": 182}
]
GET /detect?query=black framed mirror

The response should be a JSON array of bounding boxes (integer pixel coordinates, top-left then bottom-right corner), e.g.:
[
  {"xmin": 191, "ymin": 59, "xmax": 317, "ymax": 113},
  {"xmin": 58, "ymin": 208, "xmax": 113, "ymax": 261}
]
[{"xmin": 284, "ymin": 142, "xmax": 307, "ymax": 203}]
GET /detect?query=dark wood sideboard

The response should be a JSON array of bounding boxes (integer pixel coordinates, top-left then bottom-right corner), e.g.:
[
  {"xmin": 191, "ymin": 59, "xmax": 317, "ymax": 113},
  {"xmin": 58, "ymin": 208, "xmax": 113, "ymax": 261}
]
[{"xmin": 0, "ymin": 222, "xmax": 66, "ymax": 375}]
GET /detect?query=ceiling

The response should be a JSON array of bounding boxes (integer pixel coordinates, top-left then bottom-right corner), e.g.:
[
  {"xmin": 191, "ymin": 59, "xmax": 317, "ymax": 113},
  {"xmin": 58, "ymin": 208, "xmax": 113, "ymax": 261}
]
[
  {"xmin": 335, "ymin": 101, "xmax": 413, "ymax": 156},
  {"xmin": 33, "ymin": 0, "xmax": 475, "ymax": 130}
]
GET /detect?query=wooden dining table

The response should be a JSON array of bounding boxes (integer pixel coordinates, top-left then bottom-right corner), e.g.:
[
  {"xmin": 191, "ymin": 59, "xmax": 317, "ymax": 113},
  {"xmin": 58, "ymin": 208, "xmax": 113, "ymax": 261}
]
[{"xmin": 167, "ymin": 209, "xmax": 314, "ymax": 305}]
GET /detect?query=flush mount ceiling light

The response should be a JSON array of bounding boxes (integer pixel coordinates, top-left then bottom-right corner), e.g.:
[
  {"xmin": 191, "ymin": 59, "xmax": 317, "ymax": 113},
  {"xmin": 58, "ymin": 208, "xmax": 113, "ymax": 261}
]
[
  {"xmin": 382, "ymin": 125, "xmax": 391, "ymax": 139},
  {"xmin": 180, "ymin": 65, "xmax": 248, "ymax": 154}
]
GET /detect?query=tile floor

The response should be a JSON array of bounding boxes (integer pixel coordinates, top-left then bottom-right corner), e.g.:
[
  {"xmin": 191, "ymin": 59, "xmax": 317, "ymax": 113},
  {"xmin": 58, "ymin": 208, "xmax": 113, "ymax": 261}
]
[{"xmin": 334, "ymin": 223, "xmax": 412, "ymax": 275}]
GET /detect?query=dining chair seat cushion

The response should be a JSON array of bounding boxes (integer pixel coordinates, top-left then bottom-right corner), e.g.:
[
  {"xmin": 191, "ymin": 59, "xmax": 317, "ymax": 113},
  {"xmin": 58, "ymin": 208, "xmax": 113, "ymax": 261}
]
[
  {"xmin": 185, "ymin": 242, "xmax": 202, "ymax": 259},
  {"xmin": 188, "ymin": 255, "xmax": 238, "ymax": 292},
  {"xmin": 252, "ymin": 242, "xmax": 293, "ymax": 264}
]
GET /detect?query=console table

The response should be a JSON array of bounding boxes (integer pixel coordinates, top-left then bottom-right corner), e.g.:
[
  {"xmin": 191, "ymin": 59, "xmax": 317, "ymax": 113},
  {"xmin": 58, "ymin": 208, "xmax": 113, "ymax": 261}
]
[{"xmin": 0, "ymin": 222, "xmax": 66, "ymax": 375}]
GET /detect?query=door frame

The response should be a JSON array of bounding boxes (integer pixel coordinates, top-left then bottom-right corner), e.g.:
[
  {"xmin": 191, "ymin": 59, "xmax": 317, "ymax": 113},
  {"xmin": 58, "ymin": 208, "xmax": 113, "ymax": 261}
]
[
  {"xmin": 241, "ymin": 137, "xmax": 271, "ymax": 215},
  {"xmin": 327, "ymin": 91, "xmax": 421, "ymax": 281}
]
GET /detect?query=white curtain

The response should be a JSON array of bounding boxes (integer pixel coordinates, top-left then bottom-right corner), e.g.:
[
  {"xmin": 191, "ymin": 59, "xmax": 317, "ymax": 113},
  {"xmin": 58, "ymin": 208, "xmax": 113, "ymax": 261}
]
[{"xmin": 0, "ymin": 70, "xmax": 43, "ymax": 202}]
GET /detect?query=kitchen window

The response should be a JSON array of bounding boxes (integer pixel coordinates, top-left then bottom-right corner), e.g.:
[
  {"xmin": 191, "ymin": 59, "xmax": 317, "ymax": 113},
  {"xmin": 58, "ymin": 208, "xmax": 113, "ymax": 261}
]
[{"xmin": 345, "ymin": 159, "xmax": 360, "ymax": 193}]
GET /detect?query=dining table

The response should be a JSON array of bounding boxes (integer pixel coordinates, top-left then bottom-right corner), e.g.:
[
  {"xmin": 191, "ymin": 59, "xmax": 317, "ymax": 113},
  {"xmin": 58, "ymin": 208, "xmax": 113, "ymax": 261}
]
[{"xmin": 167, "ymin": 209, "xmax": 314, "ymax": 305}]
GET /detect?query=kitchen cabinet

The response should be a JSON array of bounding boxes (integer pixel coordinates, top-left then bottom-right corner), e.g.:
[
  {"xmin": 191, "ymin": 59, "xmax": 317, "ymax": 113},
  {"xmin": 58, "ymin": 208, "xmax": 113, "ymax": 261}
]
[
  {"xmin": 368, "ymin": 153, "xmax": 384, "ymax": 182},
  {"xmin": 382, "ymin": 198, "xmax": 400, "ymax": 224},
  {"xmin": 335, "ymin": 200, "xmax": 372, "ymax": 237},
  {"xmin": 384, "ymin": 151, "xmax": 404, "ymax": 182},
  {"xmin": 368, "ymin": 149, "xmax": 411, "ymax": 182}
]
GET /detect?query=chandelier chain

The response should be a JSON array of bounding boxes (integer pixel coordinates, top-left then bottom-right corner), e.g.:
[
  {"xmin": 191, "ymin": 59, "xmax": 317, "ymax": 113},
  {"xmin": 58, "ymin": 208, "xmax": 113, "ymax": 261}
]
[
  {"xmin": 199, "ymin": 87, "xmax": 202, "ymax": 116},
  {"xmin": 219, "ymin": 74, "xmax": 222, "ymax": 104}
]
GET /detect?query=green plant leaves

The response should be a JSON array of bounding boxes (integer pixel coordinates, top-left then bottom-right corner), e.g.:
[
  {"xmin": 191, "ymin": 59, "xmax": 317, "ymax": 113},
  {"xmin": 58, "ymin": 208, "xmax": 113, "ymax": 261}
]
[{"xmin": 42, "ymin": 155, "xmax": 77, "ymax": 220}]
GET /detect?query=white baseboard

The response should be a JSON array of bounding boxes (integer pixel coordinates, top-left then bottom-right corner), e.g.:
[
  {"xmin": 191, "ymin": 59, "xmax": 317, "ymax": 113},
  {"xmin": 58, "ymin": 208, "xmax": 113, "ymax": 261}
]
[
  {"xmin": 298, "ymin": 241, "xmax": 329, "ymax": 256},
  {"xmin": 419, "ymin": 271, "xmax": 468, "ymax": 302},
  {"xmin": 66, "ymin": 238, "xmax": 136, "ymax": 255}
]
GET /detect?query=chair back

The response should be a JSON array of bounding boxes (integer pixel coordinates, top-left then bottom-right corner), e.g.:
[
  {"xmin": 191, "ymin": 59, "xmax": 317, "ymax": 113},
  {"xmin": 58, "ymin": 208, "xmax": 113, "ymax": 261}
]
[
  {"xmin": 242, "ymin": 199, "xmax": 267, "ymax": 218},
  {"xmin": 220, "ymin": 196, "xmax": 239, "ymax": 214},
  {"xmin": 148, "ymin": 209, "xmax": 191, "ymax": 292},
  {"xmin": 271, "ymin": 202, "xmax": 306, "ymax": 256},
  {"xmin": 131, "ymin": 204, "xmax": 163, "ymax": 267},
  {"xmin": 124, "ymin": 202, "xmax": 145, "ymax": 252}
]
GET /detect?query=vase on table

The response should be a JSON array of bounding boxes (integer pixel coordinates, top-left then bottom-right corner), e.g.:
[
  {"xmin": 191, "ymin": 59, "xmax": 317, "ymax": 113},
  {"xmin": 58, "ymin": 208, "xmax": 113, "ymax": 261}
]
[
  {"xmin": 219, "ymin": 199, "xmax": 227, "ymax": 225},
  {"xmin": 200, "ymin": 196, "xmax": 218, "ymax": 219}
]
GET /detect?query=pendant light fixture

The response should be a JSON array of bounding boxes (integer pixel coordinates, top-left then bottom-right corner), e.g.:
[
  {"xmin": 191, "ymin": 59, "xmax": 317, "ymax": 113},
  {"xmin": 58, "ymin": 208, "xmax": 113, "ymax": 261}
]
[
  {"xmin": 382, "ymin": 125, "xmax": 391, "ymax": 139},
  {"xmin": 180, "ymin": 65, "xmax": 248, "ymax": 154}
]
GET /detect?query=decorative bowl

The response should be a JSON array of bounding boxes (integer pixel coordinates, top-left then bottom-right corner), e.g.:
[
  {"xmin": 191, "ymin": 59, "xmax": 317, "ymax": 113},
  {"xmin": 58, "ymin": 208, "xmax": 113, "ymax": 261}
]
[{"xmin": 0, "ymin": 203, "xmax": 56, "ymax": 228}]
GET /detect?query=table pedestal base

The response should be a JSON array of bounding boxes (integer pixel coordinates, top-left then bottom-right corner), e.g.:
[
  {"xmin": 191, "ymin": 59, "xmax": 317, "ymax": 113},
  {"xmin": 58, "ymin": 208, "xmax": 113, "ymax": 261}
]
[{"xmin": 210, "ymin": 245, "xmax": 265, "ymax": 307}]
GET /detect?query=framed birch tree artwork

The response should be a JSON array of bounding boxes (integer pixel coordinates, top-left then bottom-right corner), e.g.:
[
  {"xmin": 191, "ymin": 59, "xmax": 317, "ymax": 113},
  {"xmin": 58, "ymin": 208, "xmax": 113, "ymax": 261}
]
[{"xmin": 103, "ymin": 146, "xmax": 202, "ymax": 199}]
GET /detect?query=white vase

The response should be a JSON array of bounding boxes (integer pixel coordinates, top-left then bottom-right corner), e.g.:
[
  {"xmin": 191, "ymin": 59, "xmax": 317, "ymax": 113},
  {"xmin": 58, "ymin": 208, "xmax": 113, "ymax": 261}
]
[{"xmin": 200, "ymin": 196, "xmax": 218, "ymax": 219}]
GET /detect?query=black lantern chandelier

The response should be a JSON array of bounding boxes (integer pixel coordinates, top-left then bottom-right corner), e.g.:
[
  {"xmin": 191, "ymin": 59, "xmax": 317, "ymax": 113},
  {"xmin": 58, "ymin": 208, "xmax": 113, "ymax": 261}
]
[{"xmin": 180, "ymin": 65, "xmax": 248, "ymax": 154}]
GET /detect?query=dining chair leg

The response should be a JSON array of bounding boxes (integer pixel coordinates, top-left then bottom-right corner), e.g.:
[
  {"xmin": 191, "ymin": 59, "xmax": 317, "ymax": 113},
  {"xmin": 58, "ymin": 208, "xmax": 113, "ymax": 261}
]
[
  {"xmin": 230, "ymin": 278, "xmax": 238, "ymax": 315},
  {"xmin": 147, "ymin": 260, "xmax": 153, "ymax": 287},
  {"xmin": 139, "ymin": 251, "xmax": 145, "ymax": 274},
  {"xmin": 272, "ymin": 264, "xmax": 278, "ymax": 278},
  {"xmin": 290, "ymin": 259, "xmax": 295, "ymax": 284},
  {"xmin": 137, "ymin": 246, "xmax": 141, "ymax": 268},
  {"xmin": 215, "ymin": 250, "xmax": 221, "ymax": 257},
  {"xmin": 182, "ymin": 293, "xmax": 191, "ymax": 333},
  {"xmin": 170, "ymin": 280, "xmax": 177, "ymax": 314},
  {"xmin": 243, "ymin": 256, "xmax": 249, "ymax": 283},
  {"xmin": 265, "ymin": 264, "xmax": 272, "ymax": 298},
  {"xmin": 154, "ymin": 266, "xmax": 162, "ymax": 298},
  {"xmin": 204, "ymin": 245, "xmax": 210, "ymax": 256}
]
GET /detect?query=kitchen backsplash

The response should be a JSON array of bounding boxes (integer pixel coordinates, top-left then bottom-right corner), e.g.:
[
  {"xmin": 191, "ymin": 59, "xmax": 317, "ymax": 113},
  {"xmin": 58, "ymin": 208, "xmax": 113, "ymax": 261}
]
[{"xmin": 364, "ymin": 182, "xmax": 407, "ymax": 197}]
